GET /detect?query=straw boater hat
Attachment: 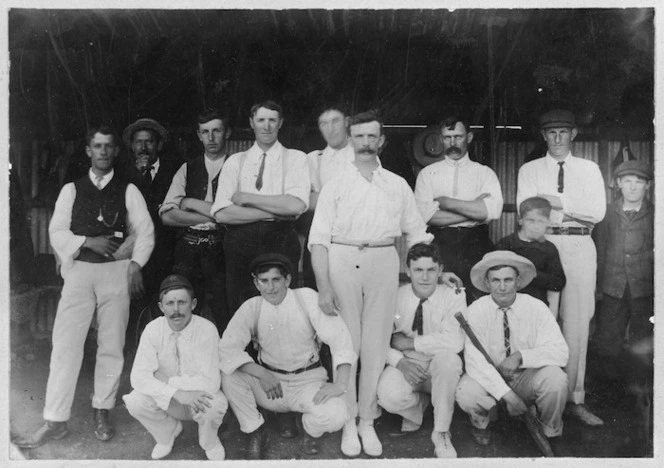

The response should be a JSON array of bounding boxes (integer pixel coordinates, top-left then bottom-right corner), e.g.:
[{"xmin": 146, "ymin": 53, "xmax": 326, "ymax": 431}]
[
  {"xmin": 122, "ymin": 118, "xmax": 169, "ymax": 148},
  {"xmin": 470, "ymin": 251, "xmax": 537, "ymax": 293}
]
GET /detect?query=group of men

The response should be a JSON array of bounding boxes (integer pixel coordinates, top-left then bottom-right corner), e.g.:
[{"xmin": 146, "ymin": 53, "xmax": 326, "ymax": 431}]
[{"xmin": 13, "ymin": 102, "xmax": 644, "ymax": 460}]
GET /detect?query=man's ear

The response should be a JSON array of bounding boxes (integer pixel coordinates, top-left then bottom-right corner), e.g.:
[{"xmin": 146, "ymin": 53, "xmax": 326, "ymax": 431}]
[
  {"xmin": 191, "ymin": 298, "xmax": 197, "ymax": 311},
  {"xmin": 225, "ymin": 128, "xmax": 233, "ymax": 140},
  {"xmin": 157, "ymin": 301, "xmax": 165, "ymax": 314},
  {"xmin": 285, "ymin": 274, "xmax": 292, "ymax": 288},
  {"xmin": 86, "ymin": 146, "xmax": 92, "ymax": 158},
  {"xmin": 570, "ymin": 128, "xmax": 578, "ymax": 141},
  {"xmin": 467, "ymin": 131, "xmax": 474, "ymax": 144}
]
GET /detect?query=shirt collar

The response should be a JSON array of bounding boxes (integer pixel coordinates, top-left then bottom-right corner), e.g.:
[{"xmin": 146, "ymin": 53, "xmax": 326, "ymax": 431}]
[
  {"xmin": 167, "ymin": 315, "xmax": 197, "ymax": 339},
  {"xmin": 443, "ymin": 153, "xmax": 470, "ymax": 167},
  {"xmin": 88, "ymin": 168, "xmax": 114, "ymax": 184},
  {"xmin": 545, "ymin": 152, "xmax": 572, "ymax": 170},
  {"xmin": 251, "ymin": 141, "xmax": 283, "ymax": 158}
]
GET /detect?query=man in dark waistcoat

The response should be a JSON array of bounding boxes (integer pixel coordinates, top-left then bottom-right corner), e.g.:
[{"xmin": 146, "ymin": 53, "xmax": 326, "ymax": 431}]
[
  {"xmin": 13, "ymin": 126, "xmax": 154, "ymax": 449},
  {"xmin": 121, "ymin": 118, "xmax": 182, "ymax": 301},
  {"xmin": 160, "ymin": 108, "xmax": 231, "ymax": 332}
]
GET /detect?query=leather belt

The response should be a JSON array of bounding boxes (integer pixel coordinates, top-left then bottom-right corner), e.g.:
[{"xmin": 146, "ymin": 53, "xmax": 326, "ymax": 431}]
[
  {"xmin": 548, "ymin": 226, "xmax": 593, "ymax": 236},
  {"xmin": 182, "ymin": 230, "xmax": 224, "ymax": 246},
  {"xmin": 76, "ymin": 248, "xmax": 119, "ymax": 263},
  {"xmin": 261, "ymin": 361, "xmax": 322, "ymax": 375},
  {"xmin": 331, "ymin": 236, "xmax": 395, "ymax": 250}
]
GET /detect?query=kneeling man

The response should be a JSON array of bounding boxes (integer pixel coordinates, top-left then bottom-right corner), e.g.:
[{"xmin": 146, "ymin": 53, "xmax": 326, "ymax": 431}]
[
  {"xmin": 377, "ymin": 243, "xmax": 465, "ymax": 458},
  {"xmin": 124, "ymin": 275, "xmax": 227, "ymax": 460},
  {"xmin": 456, "ymin": 251, "xmax": 569, "ymax": 446},
  {"xmin": 219, "ymin": 253, "xmax": 356, "ymax": 459}
]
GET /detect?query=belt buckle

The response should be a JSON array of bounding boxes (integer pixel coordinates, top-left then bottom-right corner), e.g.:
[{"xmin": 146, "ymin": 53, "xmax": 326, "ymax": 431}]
[{"xmin": 559, "ymin": 226, "xmax": 569, "ymax": 235}]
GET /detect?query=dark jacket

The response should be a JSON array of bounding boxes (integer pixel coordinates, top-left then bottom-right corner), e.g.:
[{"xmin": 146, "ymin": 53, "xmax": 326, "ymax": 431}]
[{"xmin": 597, "ymin": 198, "xmax": 654, "ymax": 298}]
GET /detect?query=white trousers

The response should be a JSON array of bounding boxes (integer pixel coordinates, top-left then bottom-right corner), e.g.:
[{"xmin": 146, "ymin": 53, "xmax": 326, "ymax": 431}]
[
  {"xmin": 123, "ymin": 390, "xmax": 227, "ymax": 451},
  {"xmin": 328, "ymin": 244, "xmax": 400, "ymax": 420},
  {"xmin": 546, "ymin": 234, "xmax": 597, "ymax": 404},
  {"xmin": 377, "ymin": 351, "xmax": 462, "ymax": 432},
  {"xmin": 221, "ymin": 366, "xmax": 347, "ymax": 437},
  {"xmin": 43, "ymin": 260, "xmax": 131, "ymax": 421},
  {"xmin": 455, "ymin": 366, "xmax": 568, "ymax": 438}
]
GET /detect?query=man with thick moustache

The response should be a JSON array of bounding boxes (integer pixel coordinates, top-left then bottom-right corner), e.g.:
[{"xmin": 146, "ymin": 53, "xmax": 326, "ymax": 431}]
[
  {"xmin": 517, "ymin": 109, "xmax": 606, "ymax": 426},
  {"xmin": 309, "ymin": 110, "xmax": 434, "ymax": 458},
  {"xmin": 14, "ymin": 125, "xmax": 154, "ymax": 448},
  {"xmin": 160, "ymin": 108, "xmax": 231, "ymax": 331},
  {"xmin": 298, "ymin": 105, "xmax": 355, "ymax": 289},
  {"xmin": 122, "ymin": 118, "xmax": 182, "ymax": 300},
  {"xmin": 211, "ymin": 100, "xmax": 310, "ymax": 313},
  {"xmin": 414, "ymin": 115, "xmax": 503, "ymax": 303}
]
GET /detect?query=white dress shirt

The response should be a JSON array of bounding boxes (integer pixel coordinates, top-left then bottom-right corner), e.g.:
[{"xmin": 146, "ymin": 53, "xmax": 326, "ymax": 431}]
[
  {"xmin": 48, "ymin": 169, "xmax": 154, "ymax": 278},
  {"xmin": 130, "ymin": 315, "xmax": 221, "ymax": 411},
  {"xmin": 159, "ymin": 155, "xmax": 226, "ymax": 230},
  {"xmin": 219, "ymin": 288, "xmax": 357, "ymax": 375},
  {"xmin": 463, "ymin": 293, "xmax": 569, "ymax": 401},
  {"xmin": 306, "ymin": 144, "xmax": 355, "ymax": 192},
  {"xmin": 516, "ymin": 152, "xmax": 606, "ymax": 226},
  {"xmin": 210, "ymin": 141, "xmax": 310, "ymax": 216},
  {"xmin": 386, "ymin": 283, "xmax": 467, "ymax": 367},
  {"xmin": 414, "ymin": 153, "xmax": 504, "ymax": 226},
  {"xmin": 308, "ymin": 162, "xmax": 433, "ymax": 250}
]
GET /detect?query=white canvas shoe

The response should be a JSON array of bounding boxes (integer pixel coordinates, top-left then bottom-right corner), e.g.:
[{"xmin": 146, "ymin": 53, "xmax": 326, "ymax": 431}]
[
  {"xmin": 151, "ymin": 421, "xmax": 183, "ymax": 459},
  {"xmin": 340, "ymin": 419, "xmax": 361, "ymax": 457},
  {"xmin": 358, "ymin": 419, "xmax": 382, "ymax": 457},
  {"xmin": 205, "ymin": 440, "xmax": 226, "ymax": 460},
  {"xmin": 432, "ymin": 431, "xmax": 457, "ymax": 458}
]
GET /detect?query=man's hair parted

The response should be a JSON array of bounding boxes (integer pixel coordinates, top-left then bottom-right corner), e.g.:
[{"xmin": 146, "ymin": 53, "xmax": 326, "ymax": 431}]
[
  {"xmin": 86, "ymin": 125, "xmax": 120, "ymax": 147},
  {"xmin": 406, "ymin": 243, "xmax": 443, "ymax": 267},
  {"xmin": 349, "ymin": 109, "xmax": 383, "ymax": 134}
]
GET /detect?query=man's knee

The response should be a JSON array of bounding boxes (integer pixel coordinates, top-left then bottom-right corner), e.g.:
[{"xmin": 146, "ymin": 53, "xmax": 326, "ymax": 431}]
[
  {"xmin": 534, "ymin": 366, "xmax": 568, "ymax": 394},
  {"xmin": 377, "ymin": 367, "xmax": 410, "ymax": 412},
  {"xmin": 429, "ymin": 352, "xmax": 462, "ymax": 377},
  {"xmin": 123, "ymin": 391, "xmax": 157, "ymax": 417},
  {"xmin": 455, "ymin": 375, "xmax": 491, "ymax": 412},
  {"xmin": 307, "ymin": 397, "xmax": 348, "ymax": 433}
]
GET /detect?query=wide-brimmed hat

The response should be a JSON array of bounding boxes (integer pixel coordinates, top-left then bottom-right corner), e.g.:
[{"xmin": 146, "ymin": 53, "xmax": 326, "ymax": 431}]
[
  {"xmin": 470, "ymin": 251, "xmax": 537, "ymax": 293},
  {"xmin": 412, "ymin": 124, "xmax": 445, "ymax": 167},
  {"xmin": 122, "ymin": 118, "xmax": 169, "ymax": 148},
  {"xmin": 613, "ymin": 159, "xmax": 653, "ymax": 181},
  {"xmin": 159, "ymin": 274, "xmax": 194, "ymax": 296},
  {"xmin": 539, "ymin": 109, "xmax": 576, "ymax": 129},
  {"xmin": 249, "ymin": 253, "xmax": 294, "ymax": 277}
]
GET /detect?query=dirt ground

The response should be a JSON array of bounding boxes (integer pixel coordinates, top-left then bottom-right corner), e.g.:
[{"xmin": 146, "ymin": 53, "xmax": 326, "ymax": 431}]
[{"xmin": 8, "ymin": 330, "xmax": 653, "ymax": 463}]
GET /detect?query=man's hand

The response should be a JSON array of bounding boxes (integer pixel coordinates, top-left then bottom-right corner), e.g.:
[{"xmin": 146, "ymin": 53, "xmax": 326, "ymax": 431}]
[
  {"xmin": 127, "ymin": 261, "xmax": 145, "ymax": 299},
  {"xmin": 501, "ymin": 390, "xmax": 527, "ymax": 417},
  {"xmin": 173, "ymin": 390, "xmax": 213, "ymax": 413},
  {"xmin": 83, "ymin": 235, "xmax": 121, "ymax": 257},
  {"xmin": 441, "ymin": 272, "xmax": 463, "ymax": 290},
  {"xmin": 312, "ymin": 382, "xmax": 345, "ymax": 405},
  {"xmin": 396, "ymin": 358, "xmax": 428, "ymax": 386},
  {"xmin": 231, "ymin": 192, "xmax": 249, "ymax": 207},
  {"xmin": 179, "ymin": 197, "xmax": 194, "ymax": 212},
  {"xmin": 317, "ymin": 286, "xmax": 340, "ymax": 316},
  {"xmin": 436, "ymin": 196, "xmax": 453, "ymax": 210},
  {"xmin": 538, "ymin": 194, "xmax": 563, "ymax": 210},
  {"xmin": 475, "ymin": 192, "xmax": 490, "ymax": 201},
  {"xmin": 135, "ymin": 155, "xmax": 151, "ymax": 172},
  {"xmin": 390, "ymin": 332, "xmax": 414, "ymax": 352},
  {"xmin": 259, "ymin": 370, "xmax": 284, "ymax": 400},
  {"xmin": 497, "ymin": 351, "xmax": 522, "ymax": 381}
]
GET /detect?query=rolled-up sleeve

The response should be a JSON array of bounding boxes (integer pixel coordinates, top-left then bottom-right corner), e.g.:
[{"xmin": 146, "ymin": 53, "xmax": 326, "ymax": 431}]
[
  {"xmin": 218, "ymin": 299, "xmax": 259, "ymax": 375},
  {"xmin": 159, "ymin": 163, "xmax": 188, "ymax": 215},
  {"xmin": 306, "ymin": 290, "xmax": 357, "ymax": 368},
  {"xmin": 306, "ymin": 150, "xmax": 322, "ymax": 193},
  {"xmin": 211, "ymin": 153, "xmax": 242, "ymax": 216},
  {"xmin": 126, "ymin": 183, "xmax": 155, "ymax": 267},
  {"xmin": 307, "ymin": 181, "xmax": 336, "ymax": 251},
  {"xmin": 283, "ymin": 150, "xmax": 311, "ymax": 210},
  {"xmin": 49, "ymin": 183, "xmax": 86, "ymax": 268},
  {"xmin": 400, "ymin": 180, "xmax": 434, "ymax": 248},
  {"xmin": 480, "ymin": 168, "xmax": 504, "ymax": 222}
]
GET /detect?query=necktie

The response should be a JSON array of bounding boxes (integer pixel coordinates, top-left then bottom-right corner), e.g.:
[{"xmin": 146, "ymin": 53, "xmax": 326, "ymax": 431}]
[
  {"xmin": 452, "ymin": 162, "xmax": 459, "ymax": 197},
  {"xmin": 170, "ymin": 331, "xmax": 182, "ymax": 376},
  {"xmin": 500, "ymin": 307, "xmax": 511, "ymax": 357},
  {"xmin": 142, "ymin": 166, "xmax": 153, "ymax": 187},
  {"xmin": 255, "ymin": 153, "xmax": 266, "ymax": 190},
  {"xmin": 95, "ymin": 175, "xmax": 103, "ymax": 190},
  {"xmin": 411, "ymin": 298, "xmax": 426, "ymax": 335},
  {"xmin": 625, "ymin": 209, "xmax": 637, "ymax": 221},
  {"xmin": 557, "ymin": 161, "xmax": 564, "ymax": 193}
]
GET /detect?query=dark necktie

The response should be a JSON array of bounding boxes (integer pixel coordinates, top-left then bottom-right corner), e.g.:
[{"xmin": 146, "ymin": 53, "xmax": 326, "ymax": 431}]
[
  {"xmin": 142, "ymin": 166, "xmax": 153, "ymax": 187},
  {"xmin": 255, "ymin": 153, "xmax": 266, "ymax": 190},
  {"xmin": 411, "ymin": 298, "xmax": 426, "ymax": 335},
  {"xmin": 557, "ymin": 161, "xmax": 564, "ymax": 193},
  {"xmin": 500, "ymin": 307, "xmax": 511, "ymax": 357}
]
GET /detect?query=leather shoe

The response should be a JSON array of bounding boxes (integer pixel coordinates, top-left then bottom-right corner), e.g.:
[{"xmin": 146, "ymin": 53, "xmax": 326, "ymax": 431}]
[
  {"xmin": 276, "ymin": 412, "xmax": 298, "ymax": 439},
  {"xmin": 295, "ymin": 413, "xmax": 318, "ymax": 455},
  {"xmin": 93, "ymin": 409, "xmax": 115, "ymax": 441},
  {"xmin": 246, "ymin": 425, "xmax": 269, "ymax": 460},
  {"xmin": 564, "ymin": 403, "xmax": 604, "ymax": 426},
  {"xmin": 13, "ymin": 421, "xmax": 69, "ymax": 449},
  {"xmin": 471, "ymin": 426, "xmax": 492, "ymax": 446}
]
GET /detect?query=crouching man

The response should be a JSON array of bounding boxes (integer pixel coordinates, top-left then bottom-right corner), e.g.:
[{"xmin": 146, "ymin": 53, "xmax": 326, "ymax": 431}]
[
  {"xmin": 123, "ymin": 275, "xmax": 227, "ymax": 460},
  {"xmin": 456, "ymin": 251, "xmax": 569, "ymax": 447},
  {"xmin": 219, "ymin": 253, "xmax": 356, "ymax": 459},
  {"xmin": 377, "ymin": 243, "xmax": 465, "ymax": 458}
]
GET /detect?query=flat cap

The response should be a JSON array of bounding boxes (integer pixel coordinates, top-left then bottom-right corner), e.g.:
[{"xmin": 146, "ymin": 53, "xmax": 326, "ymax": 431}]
[
  {"xmin": 613, "ymin": 159, "xmax": 653, "ymax": 181},
  {"xmin": 539, "ymin": 109, "xmax": 576, "ymax": 129},
  {"xmin": 250, "ymin": 253, "xmax": 294, "ymax": 277},
  {"xmin": 159, "ymin": 274, "xmax": 194, "ymax": 296}
]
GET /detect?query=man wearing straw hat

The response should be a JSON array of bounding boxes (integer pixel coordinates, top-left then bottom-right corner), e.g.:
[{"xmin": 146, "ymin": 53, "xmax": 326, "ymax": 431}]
[{"xmin": 455, "ymin": 251, "xmax": 568, "ymax": 447}]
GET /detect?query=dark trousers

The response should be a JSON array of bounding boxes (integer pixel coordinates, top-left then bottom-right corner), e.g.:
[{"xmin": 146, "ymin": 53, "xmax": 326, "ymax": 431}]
[
  {"xmin": 295, "ymin": 211, "xmax": 317, "ymax": 290},
  {"xmin": 429, "ymin": 224, "xmax": 494, "ymax": 304},
  {"xmin": 172, "ymin": 235, "xmax": 228, "ymax": 333},
  {"xmin": 223, "ymin": 221, "xmax": 301, "ymax": 314}
]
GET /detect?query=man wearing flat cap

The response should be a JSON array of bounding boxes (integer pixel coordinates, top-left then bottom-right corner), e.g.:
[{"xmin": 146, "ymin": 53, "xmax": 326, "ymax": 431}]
[
  {"xmin": 516, "ymin": 108, "xmax": 606, "ymax": 426},
  {"xmin": 592, "ymin": 160, "xmax": 654, "ymax": 381},
  {"xmin": 124, "ymin": 274, "xmax": 228, "ymax": 460},
  {"xmin": 456, "ymin": 251, "xmax": 569, "ymax": 447},
  {"xmin": 219, "ymin": 253, "xmax": 356, "ymax": 459},
  {"xmin": 122, "ymin": 118, "xmax": 182, "ymax": 301}
]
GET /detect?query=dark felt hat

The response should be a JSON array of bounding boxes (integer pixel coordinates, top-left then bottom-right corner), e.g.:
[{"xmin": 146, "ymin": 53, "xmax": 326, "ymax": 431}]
[
  {"xmin": 412, "ymin": 124, "xmax": 445, "ymax": 167},
  {"xmin": 159, "ymin": 274, "xmax": 194, "ymax": 296},
  {"xmin": 539, "ymin": 109, "xmax": 576, "ymax": 129},
  {"xmin": 613, "ymin": 159, "xmax": 653, "ymax": 181},
  {"xmin": 250, "ymin": 253, "xmax": 294, "ymax": 277},
  {"xmin": 122, "ymin": 118, "xmax": 169, "ymax": 148}
]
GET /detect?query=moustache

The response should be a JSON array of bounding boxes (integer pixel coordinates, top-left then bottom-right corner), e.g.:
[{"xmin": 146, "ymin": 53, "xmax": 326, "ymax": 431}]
[
  {"xmin": 445, "ymin": 146, "xmax": 462, "ymax": 156},
  {"xmin": 358, "ymin": 148, "xmax": 377, "ymax": 155},
  {"xmin": 168, "ymin": 313, "xmax": 185, "ymax": 319}
]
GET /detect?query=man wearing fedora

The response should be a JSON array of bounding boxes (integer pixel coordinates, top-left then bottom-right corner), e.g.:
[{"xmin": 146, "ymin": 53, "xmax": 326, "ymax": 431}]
[
  {"xmin": 160, "ymin": 108, "xmax": 232, "ymax": 332},
  {"xmin": 516, "ymin": 108, "xmax": 606, "ymax": 426},
  {"xmin": 219, "ymin": 253, "xmax": 356, "ymax": 459},
  {"xmin": 592, "ymin": 160, "xmax": 654, "ymax": 381},
  {"xmin": 211, "ymin": 100, "xmax": 310, "ymax": 314},
  {"xmin": 13, "ymin": 125, "xmax": 154, "ymax": 448},
  {"xmin": 414, "ymin": 114, "xmax": 503, "ymax": 304},
  {"xmin": 456, "ymin": 251, "xmax": 569, "ymax": 447},
  {"xmin": 122, "ymin": 117, "xmax": 182, "ymax": 301}
]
